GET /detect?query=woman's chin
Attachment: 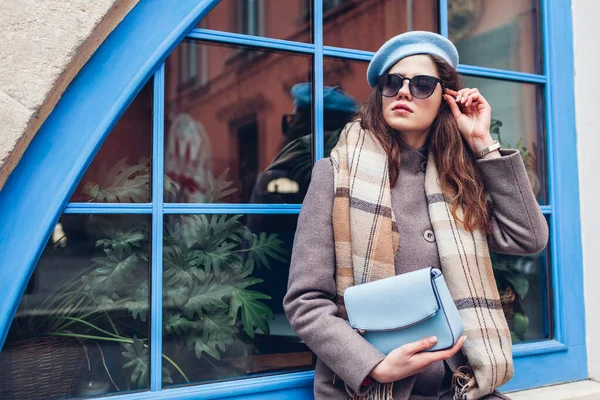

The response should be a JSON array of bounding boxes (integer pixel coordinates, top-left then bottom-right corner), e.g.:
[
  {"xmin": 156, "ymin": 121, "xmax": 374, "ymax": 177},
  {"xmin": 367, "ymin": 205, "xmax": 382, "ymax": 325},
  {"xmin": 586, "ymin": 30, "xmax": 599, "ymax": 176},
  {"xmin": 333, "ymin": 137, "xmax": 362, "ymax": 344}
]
[{"xmin": 386, "ymin": 121, "xmax": 417, "ymax": 132}]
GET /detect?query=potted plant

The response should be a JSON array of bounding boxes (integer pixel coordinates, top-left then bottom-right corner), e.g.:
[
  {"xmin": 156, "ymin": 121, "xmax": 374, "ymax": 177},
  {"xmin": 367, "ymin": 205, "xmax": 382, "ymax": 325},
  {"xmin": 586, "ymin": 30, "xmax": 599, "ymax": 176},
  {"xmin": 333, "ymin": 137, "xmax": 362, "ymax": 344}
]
[{"xmin": 12, "ymin": 157, "xmax": 288, "ymax": 396}]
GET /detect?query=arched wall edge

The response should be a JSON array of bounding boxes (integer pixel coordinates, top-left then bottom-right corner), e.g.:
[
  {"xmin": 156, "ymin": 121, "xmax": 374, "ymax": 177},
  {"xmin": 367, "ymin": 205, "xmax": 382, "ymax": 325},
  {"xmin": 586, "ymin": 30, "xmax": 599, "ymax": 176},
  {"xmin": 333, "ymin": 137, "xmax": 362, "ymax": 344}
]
[{"xmin": 0, "ymin": 0, "xmax": 221, "ymax": 349}]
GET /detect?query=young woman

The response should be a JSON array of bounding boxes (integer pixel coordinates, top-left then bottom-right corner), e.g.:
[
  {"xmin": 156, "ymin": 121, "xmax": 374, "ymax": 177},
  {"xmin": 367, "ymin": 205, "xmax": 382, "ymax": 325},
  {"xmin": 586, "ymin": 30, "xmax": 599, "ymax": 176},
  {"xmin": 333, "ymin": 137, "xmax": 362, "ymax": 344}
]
[{"xmin": 283, "ymin": 31, "xmax": 548, "ymax": 400}]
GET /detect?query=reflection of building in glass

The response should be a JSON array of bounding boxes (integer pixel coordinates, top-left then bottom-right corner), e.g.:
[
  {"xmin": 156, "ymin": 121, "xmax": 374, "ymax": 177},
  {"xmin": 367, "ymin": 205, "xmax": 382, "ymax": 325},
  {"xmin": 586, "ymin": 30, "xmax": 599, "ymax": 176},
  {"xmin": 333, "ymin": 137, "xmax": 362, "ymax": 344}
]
[
  {"xmin": 165, "ymin": 0, "xmax": 541, "ymax": 206},
  {"xmin": 165, "ymin": 114, "xmax": 213, "ymax": 202},
  {"xmin": 164, "ymin": 0, "xmax": 439, "ymax": 204}
]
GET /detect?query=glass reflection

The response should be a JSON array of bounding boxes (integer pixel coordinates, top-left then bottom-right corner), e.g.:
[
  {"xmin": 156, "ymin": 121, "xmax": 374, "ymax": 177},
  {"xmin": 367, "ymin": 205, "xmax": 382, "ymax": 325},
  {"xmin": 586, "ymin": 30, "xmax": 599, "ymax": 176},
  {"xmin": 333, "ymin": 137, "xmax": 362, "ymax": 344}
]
[
  {"xmin": 492, "ymin": 217, "xmax": 552, "ymax": 342},
  {"xmin": 162, "ymin": 214, "xmax": 312, "ymax": 386},
  {"xmin": 323, "ymin": 59, "xmax": 548, "ymax": 204},
  {"xmin": 323, "ymin": 57, "xmax": 369, "ymax": 121},
  {"xmin": 0, "ymin": 215, "xmax": 151, "ymax": 399},
  {"xmin": 250, "ymin": 83, "xmax": 358, "ymax": 207},
  {"xmin": 200, "ymin": 0, "xmax": 313, "ymax": 43},
  {"xmin": 323, "ymin": 0, "xmax": 438, "ymax": 52},
  {"xmin": 70, "ymin": 80, "xmax": 153, "ymax": 203},
  {"xmin": 164, "ymin": 40, "xmax": 318, "ymax": 204},
  {"xmin": 449, "ymin": 0, "xmax": 542, "ymax": 74},
  {"xmin": 460, "ymin": 75, "xmax": 547, "ymax": 204}
]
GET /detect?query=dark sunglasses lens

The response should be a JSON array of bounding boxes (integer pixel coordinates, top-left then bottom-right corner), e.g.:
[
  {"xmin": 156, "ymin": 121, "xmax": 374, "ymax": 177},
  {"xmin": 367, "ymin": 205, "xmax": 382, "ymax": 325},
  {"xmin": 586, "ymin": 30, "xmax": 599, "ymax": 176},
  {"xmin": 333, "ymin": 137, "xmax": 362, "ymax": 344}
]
[
  {"xmin": 381, "ymin": 75, "xmax": 402, "ymax": 97},
  {"xmin": 410, "ymin": 76, "xmax": 438, "ymax": 98}
]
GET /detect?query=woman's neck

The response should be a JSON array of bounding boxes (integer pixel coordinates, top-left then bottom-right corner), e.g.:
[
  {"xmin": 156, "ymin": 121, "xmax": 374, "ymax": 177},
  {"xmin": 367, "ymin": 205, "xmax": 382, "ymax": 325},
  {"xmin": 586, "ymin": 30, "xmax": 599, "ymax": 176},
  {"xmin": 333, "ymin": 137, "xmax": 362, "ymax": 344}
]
[{"xmin": 397, "ymin": 129, "xmax": 430, "ymax": 150}]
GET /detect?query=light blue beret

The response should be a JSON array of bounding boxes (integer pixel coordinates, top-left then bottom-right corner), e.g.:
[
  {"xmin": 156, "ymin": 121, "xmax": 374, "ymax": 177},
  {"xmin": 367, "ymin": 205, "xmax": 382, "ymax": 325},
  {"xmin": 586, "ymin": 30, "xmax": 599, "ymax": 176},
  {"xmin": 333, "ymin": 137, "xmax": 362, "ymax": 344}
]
[
  {"xmin": 291, "ymin": 82, "xmax": 358, "ymax": 113},
  {"xmin": 366, "ymin": 31, "xmax": 459, "ymax": 88}
]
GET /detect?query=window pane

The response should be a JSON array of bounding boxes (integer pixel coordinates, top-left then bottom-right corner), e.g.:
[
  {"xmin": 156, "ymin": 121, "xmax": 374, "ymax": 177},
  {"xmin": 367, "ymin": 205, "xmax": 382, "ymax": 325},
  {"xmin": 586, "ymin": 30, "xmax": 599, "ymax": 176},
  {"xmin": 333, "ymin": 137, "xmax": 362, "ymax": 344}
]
[
  {"xmin": 0, "ymin": 214, "xmax": 151, "ymax": 399},
  {"xmin": 494, "ymin": 216, "xmax": 552, "ymax": 343},
  {"xmin": 162, "ymin": 214, "xmax": 312, "ymax": 386},
  {"xmin": 449, "ymin": 0, "xmax": 542, "ymax": 74},
  {"xmin": 323, "ymin": 61, "xmax": 548, "ymax": 205},
  {"xmin": 70, "ymin": 79, "xmax": 153, "ymax": 203},
  {"xmin": 200, "ymin": 0, "xmax": 313, "ymax": 43},
  {"xmin": 164, "ymin": 40, "xmax": 316, "ymax": 204},
  {"xmin": 460, "ymin": 75, "xmax": 547, "ymax": 204},
  {"xmin": 323, "ymin": 0, "xmax": 438, "ymax": 52},
  {"xmin": 321, "ymin": 57, "xmax": 367, "ymax": 156}
]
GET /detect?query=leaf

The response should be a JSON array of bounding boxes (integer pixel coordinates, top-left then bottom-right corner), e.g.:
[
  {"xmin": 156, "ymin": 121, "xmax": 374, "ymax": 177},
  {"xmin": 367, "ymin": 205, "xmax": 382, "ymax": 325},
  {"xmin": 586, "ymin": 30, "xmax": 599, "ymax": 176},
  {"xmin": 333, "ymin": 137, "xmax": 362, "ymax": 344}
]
[
  {"xmin": 89, "ymin": 248, "xmax": 139, "ymax": 294},
  {"xmin": 504, "ymin": 272, "xmax": 529, "ymax": 300},
  {"xmin": 83, "ymin": 158, "xmax": 150, "ymax": 203},
  {"xmin": 163, "ymin": 313, "xmax": 199, "ymax": 335},
  {"xmin": 202, "ymin": 314, "xmax": 235, "ymax": 352},
  {"xmin": 236, "ymin": 277, "xmax": 264, "ymax": 289},
  {"xmin": 181, "ymin": 215, "xmax": 210, "ymax": 249},
  {"xmin": 164, "ymin": 221, "xmax": 185, "ymax": 248},
  {"xmin": 189, "ymin": 266, "xmax": 207, "ymax": 282},
  {"xmin": 182, "ymin": 281, "xmax": 231, "ymax": 319},
  {"xmin": 187, "ymin": 168, "xmax": 236, "ymax": 203},
  {"xmin": 182, "ymin": 214, "xmax": 245, "ymax": 251},
  {"xmin": 490, "ymin": 118, "xmax": 503, "ymax": 136},
  {"xmin": 186, "ymin": 314, "xmax": 235, "ymax": 360},
  {"xmin": 164, "ymin": 174, "xmax": 180, "ymax": 198},
  {"xmin": 185, "ymin": 242, "xmax": 238, "ymax": 275},
  {"xmin": 491, "ymin": 258, "xmax": 511, "ymax": 272},
  {"xmin": 211, "ymin": 168, "xmax": 238, "ymax": 202},
  {"xmin": 163, "ymin": 246, "xmax": 194, "ymax": 287},
  {"xmin": 246, "ymin": 232, "xmax": 288, "ymax": 272},
  {"xmin": 126, "ymin": 284, "xmax": 149, "ymax": 321},
  {"xmin": 512, "ymin": 312, "xmax": 529, "ymax": 335},
  {"xmin": 122, "ymin": 336, "xmax": 149, "ymax": 388},
  {"xmin": 96, "ymin": 229, "xmax": 145, "ymax": 253},
  {"xmin": 207, "ymin": 214, "xmax": 244, "ymax": 246},
  {"xmin": 162, "ymin": 367, "xmax": 173, "ymax": 384},
  {"xmin": 163, "ymin": 282, "xmax": 190, "ymax": 309},
  {"xmin": 229, "ymin": 287, "xmax": 272, "ymax": 338},
  {"xmin": 510, "ymin": 331, "xmax": 521, "ymax": 343},
  {"xmin": 94, "ymin": 293, "xmax": 120, "ymax": 312},
  {"xmin": 187, "ymin": 333, "xmax": 221, "ymax": 360}
]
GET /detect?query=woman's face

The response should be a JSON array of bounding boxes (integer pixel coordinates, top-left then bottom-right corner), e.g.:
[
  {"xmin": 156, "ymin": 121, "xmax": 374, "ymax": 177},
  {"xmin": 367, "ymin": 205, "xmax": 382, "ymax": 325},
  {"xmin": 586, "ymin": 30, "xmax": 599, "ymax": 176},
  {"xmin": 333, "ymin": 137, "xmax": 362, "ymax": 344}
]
[{"xmin": 381, "ymin": 55, "xmax": 443, "ymax": 136}]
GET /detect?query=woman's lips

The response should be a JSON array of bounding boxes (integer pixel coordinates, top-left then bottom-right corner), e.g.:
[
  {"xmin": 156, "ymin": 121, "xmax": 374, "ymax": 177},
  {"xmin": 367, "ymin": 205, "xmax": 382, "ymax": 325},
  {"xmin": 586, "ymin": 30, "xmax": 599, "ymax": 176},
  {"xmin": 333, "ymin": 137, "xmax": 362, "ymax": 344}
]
[{"xmin": 392, "ymin": 104, "xmax": 413, "ymax": 113}]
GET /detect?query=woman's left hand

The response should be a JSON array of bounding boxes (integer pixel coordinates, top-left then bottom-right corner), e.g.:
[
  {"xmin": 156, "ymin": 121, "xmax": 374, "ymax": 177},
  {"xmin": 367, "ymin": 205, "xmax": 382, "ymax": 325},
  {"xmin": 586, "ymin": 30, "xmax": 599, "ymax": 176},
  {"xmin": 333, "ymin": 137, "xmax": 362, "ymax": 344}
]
[{"xmin": 443, "ymin": 88, "xmax": 494, "ymax": 151}]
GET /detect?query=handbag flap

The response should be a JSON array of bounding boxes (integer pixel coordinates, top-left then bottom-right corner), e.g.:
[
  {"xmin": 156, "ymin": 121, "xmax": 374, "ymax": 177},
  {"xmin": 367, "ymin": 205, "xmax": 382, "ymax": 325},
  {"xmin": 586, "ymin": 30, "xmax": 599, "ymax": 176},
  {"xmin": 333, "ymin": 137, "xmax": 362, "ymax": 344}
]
[{"xmin": 343, "ymin": 267, "xmax": 440, "ymax": 331}]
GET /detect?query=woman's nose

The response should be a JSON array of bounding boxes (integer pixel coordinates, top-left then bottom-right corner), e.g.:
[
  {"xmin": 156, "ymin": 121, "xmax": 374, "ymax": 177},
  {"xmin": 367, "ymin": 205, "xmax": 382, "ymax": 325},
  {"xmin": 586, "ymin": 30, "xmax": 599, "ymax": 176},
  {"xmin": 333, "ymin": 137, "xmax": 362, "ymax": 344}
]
[{"xmin": 396, "ymin": 79, "xmax": 411, "ymax": 99}]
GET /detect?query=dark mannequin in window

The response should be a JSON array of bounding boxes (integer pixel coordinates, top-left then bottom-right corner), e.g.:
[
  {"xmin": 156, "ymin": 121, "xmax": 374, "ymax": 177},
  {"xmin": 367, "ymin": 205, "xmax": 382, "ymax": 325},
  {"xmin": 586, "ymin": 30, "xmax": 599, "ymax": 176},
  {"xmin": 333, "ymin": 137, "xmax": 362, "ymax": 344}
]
[{"xmin": 245, "ymin": 84, "xmax": 358, "ymax": 351}]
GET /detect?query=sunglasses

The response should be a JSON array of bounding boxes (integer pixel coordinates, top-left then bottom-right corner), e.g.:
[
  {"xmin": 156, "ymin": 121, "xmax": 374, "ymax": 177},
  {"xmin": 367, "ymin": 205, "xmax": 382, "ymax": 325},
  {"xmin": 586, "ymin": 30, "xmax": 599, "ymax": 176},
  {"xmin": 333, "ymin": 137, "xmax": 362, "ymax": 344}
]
[{"xmin": 377, "ymin": 73, "xmax": 444, "ymax": 99}]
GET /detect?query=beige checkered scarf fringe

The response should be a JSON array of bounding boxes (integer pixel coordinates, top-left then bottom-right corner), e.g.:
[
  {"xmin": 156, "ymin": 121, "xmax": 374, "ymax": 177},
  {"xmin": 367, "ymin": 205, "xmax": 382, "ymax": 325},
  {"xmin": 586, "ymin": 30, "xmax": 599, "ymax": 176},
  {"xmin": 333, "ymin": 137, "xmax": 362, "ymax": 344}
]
[{"xmin": 330, "ymin": 121, "xmax": 514, "ymax": 400}]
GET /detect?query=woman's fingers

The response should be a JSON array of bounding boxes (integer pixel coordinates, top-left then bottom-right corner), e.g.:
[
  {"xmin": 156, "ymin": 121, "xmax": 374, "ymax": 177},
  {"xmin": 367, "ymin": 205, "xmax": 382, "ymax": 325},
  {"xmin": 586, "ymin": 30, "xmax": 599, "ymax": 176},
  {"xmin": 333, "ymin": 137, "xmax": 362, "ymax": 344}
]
[
  {"xmin": 445, "ymin": 88, "xmax": 458, "ymax": 97},
  {"xmin": 464, "ymin": 92, "xmax": 480, "ymax": 108},
  {"xmin": 455, "ymin": 88, "xmax": 472, "ymax": 102},
  {"xmin": 417, "ymin": 335, "xmax": 467, "ymax": 365},
  {"xmin": 443, "ymin": 94, "xmax": 462, "ymax": 119},
  {"xmin": 378, "ymin": 336, "xmax": 467, "ymax": 382},
  {"xmin": 446, "ymin": 88, "xmax": 483, "ymax": 108},
  {"xmin": 400, "ymin": 336, "xmax": 439, "ymax": 355},
  {"xmin": 458, "ymin": 89, "xmax": 478, "ymax": 106}
]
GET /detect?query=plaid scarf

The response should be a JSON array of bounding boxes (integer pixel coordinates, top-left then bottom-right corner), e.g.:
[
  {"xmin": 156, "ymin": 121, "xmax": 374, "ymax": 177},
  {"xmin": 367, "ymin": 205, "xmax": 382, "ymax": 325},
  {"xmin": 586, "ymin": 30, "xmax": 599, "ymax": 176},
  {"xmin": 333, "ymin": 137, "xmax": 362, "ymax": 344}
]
[{"xmin": 331, "ymin": 121, "xmax": 514, "ymax": 400}]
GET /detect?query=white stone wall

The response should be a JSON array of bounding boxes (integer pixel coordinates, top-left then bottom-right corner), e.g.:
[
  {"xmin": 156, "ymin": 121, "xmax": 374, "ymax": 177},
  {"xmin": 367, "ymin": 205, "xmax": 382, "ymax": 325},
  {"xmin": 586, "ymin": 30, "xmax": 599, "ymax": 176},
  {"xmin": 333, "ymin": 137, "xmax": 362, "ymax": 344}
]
[
  {"xmin": 573, "ymin": 0, "xmax": 600, "ymax": 382},
  {"xmin": 0, "ymin": 0, "xmax": 139, "ymax": 189}
]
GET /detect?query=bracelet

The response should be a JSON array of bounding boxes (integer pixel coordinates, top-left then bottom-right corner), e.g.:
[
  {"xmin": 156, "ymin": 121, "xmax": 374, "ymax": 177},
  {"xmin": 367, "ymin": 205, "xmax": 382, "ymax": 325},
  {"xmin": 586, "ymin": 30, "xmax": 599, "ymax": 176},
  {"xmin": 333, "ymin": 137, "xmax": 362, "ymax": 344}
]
[{"xmin": 474, "ymin": 140, "xmax": 501, "ymax": 159}]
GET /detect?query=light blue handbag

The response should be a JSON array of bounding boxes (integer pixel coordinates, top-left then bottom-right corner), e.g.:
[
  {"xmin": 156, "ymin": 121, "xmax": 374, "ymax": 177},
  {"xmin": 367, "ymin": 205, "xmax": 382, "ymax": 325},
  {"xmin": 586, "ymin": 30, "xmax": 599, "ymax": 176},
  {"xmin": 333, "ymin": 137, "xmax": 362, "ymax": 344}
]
[{"xmin": 343, "ymin": 267, "xmax": 464, "ymax": 354}]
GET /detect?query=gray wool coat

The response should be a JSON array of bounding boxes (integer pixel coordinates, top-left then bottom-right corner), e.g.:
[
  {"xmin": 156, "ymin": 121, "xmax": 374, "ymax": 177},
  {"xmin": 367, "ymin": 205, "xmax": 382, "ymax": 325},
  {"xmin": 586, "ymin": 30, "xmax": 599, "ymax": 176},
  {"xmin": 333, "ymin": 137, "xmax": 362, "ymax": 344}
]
[{"xmin": 283, "ymin": 140, "xmax": 548, "ymax": 400}]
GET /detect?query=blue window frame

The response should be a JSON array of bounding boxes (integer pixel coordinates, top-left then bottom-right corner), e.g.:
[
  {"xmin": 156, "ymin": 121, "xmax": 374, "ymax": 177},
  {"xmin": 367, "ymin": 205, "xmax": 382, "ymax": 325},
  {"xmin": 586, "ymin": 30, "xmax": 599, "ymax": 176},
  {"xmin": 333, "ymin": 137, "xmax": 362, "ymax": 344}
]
[{"xmin": 0, "ymin": 0, "xmax": 584, "ymax": 398}]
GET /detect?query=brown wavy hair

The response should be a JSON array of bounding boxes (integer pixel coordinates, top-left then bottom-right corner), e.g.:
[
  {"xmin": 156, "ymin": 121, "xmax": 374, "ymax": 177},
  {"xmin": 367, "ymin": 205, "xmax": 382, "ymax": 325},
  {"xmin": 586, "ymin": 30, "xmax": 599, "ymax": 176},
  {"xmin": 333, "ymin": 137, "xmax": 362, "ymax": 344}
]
[{"xmin": 358, "ymin": 54, "xmax": 491, "ymax": 233}]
